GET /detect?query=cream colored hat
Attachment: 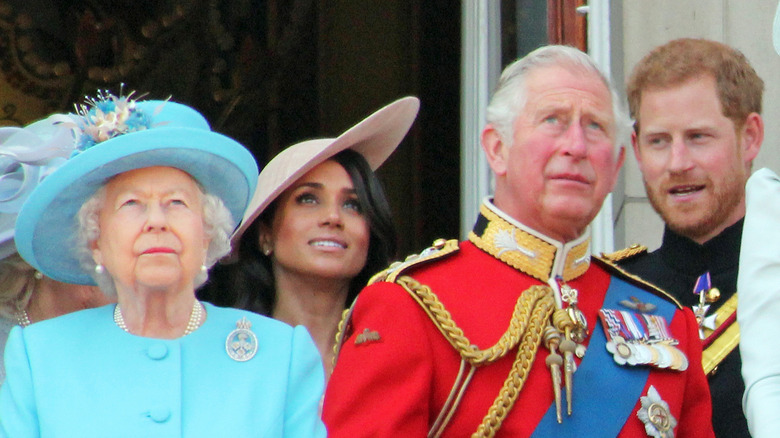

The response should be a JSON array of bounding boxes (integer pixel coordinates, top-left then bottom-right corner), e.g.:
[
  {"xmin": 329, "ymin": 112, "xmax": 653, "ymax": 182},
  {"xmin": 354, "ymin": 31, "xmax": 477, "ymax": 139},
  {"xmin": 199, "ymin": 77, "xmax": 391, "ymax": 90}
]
[{"xmin": 233, "ymin": 96, "xmax": 420, "ymax": 242}]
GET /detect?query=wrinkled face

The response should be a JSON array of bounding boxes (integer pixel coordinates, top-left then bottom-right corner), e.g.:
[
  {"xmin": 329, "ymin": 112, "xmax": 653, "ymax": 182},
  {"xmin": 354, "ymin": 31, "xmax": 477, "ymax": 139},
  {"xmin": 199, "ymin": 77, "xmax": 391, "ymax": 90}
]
[
  {"xmin": 262, "ymin": 160, "xmax": 370, "ymax": 283},
  {"xmin": 92, "ymin": 166, "xmax": 209, "ymax": 294},
  {"xmin": 485, "ymin": 64, "xmax": 623, "ymax": 242},
  {"xmin": 633, "ymin": 75, "xmax": 757, "ymax": 243}
]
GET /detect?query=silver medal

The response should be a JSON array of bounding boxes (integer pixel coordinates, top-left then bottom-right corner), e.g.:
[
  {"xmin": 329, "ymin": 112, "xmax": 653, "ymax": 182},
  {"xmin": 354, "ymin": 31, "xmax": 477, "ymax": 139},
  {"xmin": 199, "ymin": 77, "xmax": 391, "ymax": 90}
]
[
  {"xmin": 652, "ymin": 344, "xmax": 672, "ymax": 368},
  {"xmin": 226, "ymin": 317, "xmax": 259, "ymax": 362}
]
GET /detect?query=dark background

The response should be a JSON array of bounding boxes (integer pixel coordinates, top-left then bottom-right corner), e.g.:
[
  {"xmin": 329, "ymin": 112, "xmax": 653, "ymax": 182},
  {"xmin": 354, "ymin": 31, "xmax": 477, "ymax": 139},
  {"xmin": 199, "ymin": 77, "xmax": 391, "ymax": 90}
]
[
  {"xmin": 0, "ymin": 0, "xmax": 584, "ymax": 256},
  {"xmin": 0, "ymin": 0, "xmax": 461, "ymax": 257}
]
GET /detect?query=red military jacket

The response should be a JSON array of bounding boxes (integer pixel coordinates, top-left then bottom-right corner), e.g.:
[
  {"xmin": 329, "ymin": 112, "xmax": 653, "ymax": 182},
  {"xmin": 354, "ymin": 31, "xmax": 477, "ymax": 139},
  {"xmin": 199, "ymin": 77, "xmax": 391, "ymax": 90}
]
[{"xmin": 324, "ymin": 202, "xmax": 714, "ymax": 438}]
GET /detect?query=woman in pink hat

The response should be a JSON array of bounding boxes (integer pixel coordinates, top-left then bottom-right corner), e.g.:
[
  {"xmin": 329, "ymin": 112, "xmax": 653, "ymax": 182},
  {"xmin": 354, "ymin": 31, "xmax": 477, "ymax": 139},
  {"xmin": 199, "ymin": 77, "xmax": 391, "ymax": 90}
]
[{"xmin": 199, "ymin": 97, "xmax": 419, "ymax": 376}]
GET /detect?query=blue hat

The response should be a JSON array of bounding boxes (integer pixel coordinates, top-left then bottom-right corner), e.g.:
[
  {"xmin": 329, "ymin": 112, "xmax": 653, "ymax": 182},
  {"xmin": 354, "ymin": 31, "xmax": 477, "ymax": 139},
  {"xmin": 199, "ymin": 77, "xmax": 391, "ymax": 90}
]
[{"xmin": 14, "ymin": 93, "xmax": 259, "ymax": 285}]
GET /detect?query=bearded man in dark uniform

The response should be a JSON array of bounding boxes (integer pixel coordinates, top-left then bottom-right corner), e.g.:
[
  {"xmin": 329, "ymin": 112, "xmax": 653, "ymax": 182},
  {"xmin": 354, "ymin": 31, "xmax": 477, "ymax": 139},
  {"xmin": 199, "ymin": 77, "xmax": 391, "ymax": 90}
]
[
  {"xmin": 323, "ymin": 45, "xmax": 715, "ymax": 438},
  {"xmin": 614, "ymin": 38, "xmax": 763, "ymax": 438}
]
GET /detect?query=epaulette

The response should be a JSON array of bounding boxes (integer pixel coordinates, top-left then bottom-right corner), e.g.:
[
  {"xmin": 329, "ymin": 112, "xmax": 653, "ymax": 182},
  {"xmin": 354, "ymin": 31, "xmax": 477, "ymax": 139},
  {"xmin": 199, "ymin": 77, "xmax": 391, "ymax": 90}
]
[
  {"xmin": 368, "ymin": 238, "xmax": 460, "ymax": 285},
  {"xmin": 333, "ymin": 238, "xmax": 459, "ymax": 367},
  {"xmin": 593, "ymin": 255, "xmax": 683, "ymax": 310},
  {"xmin": 600, "ymin": 244, "xmax": 648, "ymax": 263}
]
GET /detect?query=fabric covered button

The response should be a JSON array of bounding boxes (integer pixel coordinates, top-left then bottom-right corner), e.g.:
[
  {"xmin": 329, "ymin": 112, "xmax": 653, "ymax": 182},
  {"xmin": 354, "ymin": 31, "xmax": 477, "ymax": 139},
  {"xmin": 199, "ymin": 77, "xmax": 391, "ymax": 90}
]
[
  {"xmin": 146, "ymin": 344, "xmax": 169, "ymax": 360},
  {"xmin": 148, "ymin": 407, "xmax": 171, "ymax": 423}
]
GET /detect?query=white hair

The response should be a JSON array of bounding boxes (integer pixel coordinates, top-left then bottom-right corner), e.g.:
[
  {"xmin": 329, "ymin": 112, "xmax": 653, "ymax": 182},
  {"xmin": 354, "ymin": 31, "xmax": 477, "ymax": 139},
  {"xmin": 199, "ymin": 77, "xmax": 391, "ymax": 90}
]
[
  {"xmin": 75, "ymin": 184, "xmax": 235, "ymax": 297},
  {"xmin": 485, "ymin": 45, "xmax": 633, "ymax": 152}
]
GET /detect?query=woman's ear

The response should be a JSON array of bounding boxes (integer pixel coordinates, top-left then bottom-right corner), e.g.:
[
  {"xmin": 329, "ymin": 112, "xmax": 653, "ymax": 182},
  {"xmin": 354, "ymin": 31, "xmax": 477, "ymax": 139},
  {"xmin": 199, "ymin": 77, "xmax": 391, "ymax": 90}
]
[
  {"xmin": 202, "ymin": 236, "xmax": 212, "ymax": 259},
  {"xmin": 258, "ymin": 223, "xmax": 273, "ymax": 256},
  {"xmin": 91, "ymin": 246, "xmax": 103, "ymax": 267}
]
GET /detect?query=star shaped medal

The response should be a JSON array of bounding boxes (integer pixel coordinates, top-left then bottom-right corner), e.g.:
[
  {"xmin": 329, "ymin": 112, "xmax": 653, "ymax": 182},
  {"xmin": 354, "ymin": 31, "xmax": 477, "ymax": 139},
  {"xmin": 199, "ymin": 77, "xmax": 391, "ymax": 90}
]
[{"xmin": 692, "ymin": 272, "xmax": 718, "ymax": 340}]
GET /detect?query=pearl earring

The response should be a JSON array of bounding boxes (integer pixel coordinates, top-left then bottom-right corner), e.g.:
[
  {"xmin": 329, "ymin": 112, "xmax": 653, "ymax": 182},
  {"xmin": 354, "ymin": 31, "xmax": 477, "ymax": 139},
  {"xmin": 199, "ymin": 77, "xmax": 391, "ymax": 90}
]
[
  {"xmin": 95, "ymin": 264, "xmax": 104, "ymax": 274},
  {"xmin": 200, "ymin": 264, "xmax": 207, "ymax": 273}
]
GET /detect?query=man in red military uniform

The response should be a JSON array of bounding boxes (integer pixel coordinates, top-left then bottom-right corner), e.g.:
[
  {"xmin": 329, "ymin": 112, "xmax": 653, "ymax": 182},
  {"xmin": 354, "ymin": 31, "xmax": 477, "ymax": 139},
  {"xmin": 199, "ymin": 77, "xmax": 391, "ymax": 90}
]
[{"xmin": 323, "ymin": 45, "xmax": 714, "ymax": 437}]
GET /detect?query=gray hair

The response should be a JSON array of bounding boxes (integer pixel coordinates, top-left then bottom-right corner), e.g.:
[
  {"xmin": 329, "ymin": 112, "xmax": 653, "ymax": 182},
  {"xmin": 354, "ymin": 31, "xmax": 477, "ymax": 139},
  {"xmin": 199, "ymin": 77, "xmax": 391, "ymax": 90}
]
[
  {"xmin": 75, "ymin": 186, "xmax": 235, "ymax": 297},
  {"xmin": 485, "ymin": 45, "xmax": 633, "ymax": 152}
]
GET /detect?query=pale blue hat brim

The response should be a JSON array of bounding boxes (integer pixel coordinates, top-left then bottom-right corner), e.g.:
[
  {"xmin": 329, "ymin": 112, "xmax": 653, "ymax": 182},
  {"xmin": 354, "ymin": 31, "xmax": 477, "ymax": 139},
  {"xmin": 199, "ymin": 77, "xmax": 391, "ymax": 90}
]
[{"xmin": 14, "ymin": 101, "xmax": 258, "ymax": 285}]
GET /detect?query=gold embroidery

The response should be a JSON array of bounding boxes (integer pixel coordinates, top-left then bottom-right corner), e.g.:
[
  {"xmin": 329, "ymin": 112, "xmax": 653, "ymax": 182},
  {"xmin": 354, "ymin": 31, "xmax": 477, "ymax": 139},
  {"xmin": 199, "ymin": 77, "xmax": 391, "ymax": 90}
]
[
  {"xmin": 380, "ymin": 239, "xmax": 460, "ymax": 284},
  {"xmin": 593, "ymin": 257, "xmax": 683, "ymax": 309},
  {"xmin": 702, "ymin": 294, "xmax": 739, "ymax": 375},
  {"xmin": 563, "ymin": 240, "xmax": 590, "ymax": 281},
  {"xmin": 601, "ymin": 244, "xmax": 648, "ymax": 263},
  {"xmin": 469, "ymin": 204, "xmax": 590, "ymax": 283},
  {"xmin": 355, "ymin": 328, "xmax": 381, "ymax": 345}
]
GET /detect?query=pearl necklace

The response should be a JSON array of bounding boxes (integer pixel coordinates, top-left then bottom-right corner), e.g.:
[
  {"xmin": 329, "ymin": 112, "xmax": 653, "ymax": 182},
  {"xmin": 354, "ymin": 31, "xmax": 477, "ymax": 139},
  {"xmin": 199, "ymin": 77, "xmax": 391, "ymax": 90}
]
[
  {"xmin": 113, "ymin": 300, "xmax": 204, "ymax": 336},
  {"xmin": 14, "ymin": 309, "xmax": 31, "ymax": 327}
]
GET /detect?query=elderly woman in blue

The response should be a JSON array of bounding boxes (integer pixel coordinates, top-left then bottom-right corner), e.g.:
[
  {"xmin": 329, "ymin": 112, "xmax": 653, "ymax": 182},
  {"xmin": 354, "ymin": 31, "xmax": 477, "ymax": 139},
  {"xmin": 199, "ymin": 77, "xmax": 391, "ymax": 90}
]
[{"xmin": 0, "ymin": 92, "xmax": 327, "ymax": 438}]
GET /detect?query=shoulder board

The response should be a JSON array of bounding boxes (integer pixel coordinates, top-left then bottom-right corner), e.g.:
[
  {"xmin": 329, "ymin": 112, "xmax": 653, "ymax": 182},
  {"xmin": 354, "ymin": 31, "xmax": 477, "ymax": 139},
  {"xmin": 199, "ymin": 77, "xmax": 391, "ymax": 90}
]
[
  {"xmin": 368, "ymin": 238, "xmax": 460, "ymax": 285},
  {"xmin": 334, "ymin": 238, "xmax": 459, "ymax": 365},
  {"xmin": 593, "ymin": 255, "xmax": 683, "ymax": 310},
  {"xmin": 600, "ymin": 244, "xmax": 648, "ymax": 263}
]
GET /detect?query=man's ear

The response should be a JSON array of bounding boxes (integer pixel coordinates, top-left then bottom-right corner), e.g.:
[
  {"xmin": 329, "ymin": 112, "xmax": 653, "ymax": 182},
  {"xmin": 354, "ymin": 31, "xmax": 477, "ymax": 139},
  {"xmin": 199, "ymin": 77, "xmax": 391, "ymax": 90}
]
[
  {"xmin": 740, "ymin": 112, "xmax": 764, "ymax": 166},
  {"xmin": 481, "ymin": 124, "xmax": 509, "ymax": 176}
]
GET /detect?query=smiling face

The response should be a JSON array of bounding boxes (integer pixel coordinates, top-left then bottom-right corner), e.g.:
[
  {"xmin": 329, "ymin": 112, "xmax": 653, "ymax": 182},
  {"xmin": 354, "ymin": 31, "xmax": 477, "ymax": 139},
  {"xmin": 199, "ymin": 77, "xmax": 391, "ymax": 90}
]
[
  {"xmin": 262, "ymin": 159, "xmax": 370, "ymax": 284},
  {"xmin": 632, "ymin": 75, "xmax": 762, "ymax": 244},
  {"xmin": 91, "ymin": 166, "xmax": 209, "ymax": 294},
  {"xmin": 482, "ymin": 64, "xmax": 624, "ymax": 242}
]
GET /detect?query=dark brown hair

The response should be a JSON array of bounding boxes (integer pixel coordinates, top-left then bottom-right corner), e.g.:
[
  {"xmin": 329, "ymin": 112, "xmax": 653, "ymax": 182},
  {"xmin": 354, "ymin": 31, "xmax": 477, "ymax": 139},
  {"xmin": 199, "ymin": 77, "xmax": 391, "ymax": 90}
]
[{"xmin": 198, "ymin": 149, "xmax": 398, "ymax": 314}]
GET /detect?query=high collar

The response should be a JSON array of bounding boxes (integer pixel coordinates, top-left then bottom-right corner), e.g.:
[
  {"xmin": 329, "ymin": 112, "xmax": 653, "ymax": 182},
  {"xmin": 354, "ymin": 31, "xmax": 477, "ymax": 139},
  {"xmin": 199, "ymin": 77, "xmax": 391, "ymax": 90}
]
[
  {"xmin": 656, "ymin": 219, "xmax": 743, "ymax": 276},
  {"xmin": 469, "ymin": 199, "xmax": 591, "ymax": 284}
]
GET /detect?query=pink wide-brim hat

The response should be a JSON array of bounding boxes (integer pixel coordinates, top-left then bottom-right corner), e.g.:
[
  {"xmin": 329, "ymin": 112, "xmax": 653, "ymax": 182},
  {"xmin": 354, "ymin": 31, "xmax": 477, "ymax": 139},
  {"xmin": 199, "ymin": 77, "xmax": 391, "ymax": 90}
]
[{"xmin": 232, "ymin": 96, "xmax": 419, "ymax": 243}]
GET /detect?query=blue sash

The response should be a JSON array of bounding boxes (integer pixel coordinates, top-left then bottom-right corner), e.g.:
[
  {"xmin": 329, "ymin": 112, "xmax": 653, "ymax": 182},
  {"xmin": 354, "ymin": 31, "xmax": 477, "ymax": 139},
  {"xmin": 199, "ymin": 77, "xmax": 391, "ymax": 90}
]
[{"xmin": 530, "ymin": 277, "xmax": 677, "ymax": 437}]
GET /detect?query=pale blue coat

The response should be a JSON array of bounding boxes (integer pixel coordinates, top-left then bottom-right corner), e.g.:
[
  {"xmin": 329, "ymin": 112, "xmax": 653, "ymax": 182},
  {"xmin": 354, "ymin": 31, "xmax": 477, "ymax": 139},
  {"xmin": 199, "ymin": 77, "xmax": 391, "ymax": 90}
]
[{"xmin": 0, "ymin": 303, "xmax": 327, "ymax": 437}]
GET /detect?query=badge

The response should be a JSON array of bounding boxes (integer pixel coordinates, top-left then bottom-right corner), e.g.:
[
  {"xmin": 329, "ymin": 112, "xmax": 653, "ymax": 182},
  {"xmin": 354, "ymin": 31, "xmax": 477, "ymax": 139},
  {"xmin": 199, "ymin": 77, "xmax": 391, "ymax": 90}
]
[
  {"xmin": 355, "ymin": 328, "xmax": 381, "ymax": 345},
  {"xmin": 599, "ymin": 309, "xmax": 688, "ymax": 371},
  {"xmin": 605, "ymin": 335, "xmax": 635, "ymax": 365},
  {"xmin": 620, "ymin": 296, "xmax": 657, "ymax": 313},
  {"xmin": 226, "ymin": 317, "xmax": 258, "ymax": 362},
  {"xmin": 637, "ymin": 386, "xmax": 676, "ymax": 438},
  {"xmin": 692, "ymin": 272, "xmax": 719, "ymax": 339},
  {"xmin": 560, "ymin": 283, "xmax": 589, "ymax": 343}
]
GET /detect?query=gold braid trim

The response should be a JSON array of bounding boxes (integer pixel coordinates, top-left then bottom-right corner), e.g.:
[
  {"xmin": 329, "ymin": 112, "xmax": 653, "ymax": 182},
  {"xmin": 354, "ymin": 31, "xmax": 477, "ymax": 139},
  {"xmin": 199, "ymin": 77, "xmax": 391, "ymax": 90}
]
[
  {"xmin": 702, "ymin": 293, "xmax": 739, "ymax": 375},
  {"xmin": 472, "ymin": 291, "xmax": 556, "ymax": 437},
  {"xmin": 600, "ymin": 244, "xmax": 647, "ymax": 263},
  {"xmin": 395, "ymin": 276, "xmax": 556, "ymax": 437},
  {"xmin": 396, "ymin": 276, "xmax": 555, "ymax": 366},
  {"xmin": 594, "ymin": 256, "xmax": 683, "ymax": 309},
  {"xmin": 331, "ymin": 307, "xmax": 352, "ymax": 369}
]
